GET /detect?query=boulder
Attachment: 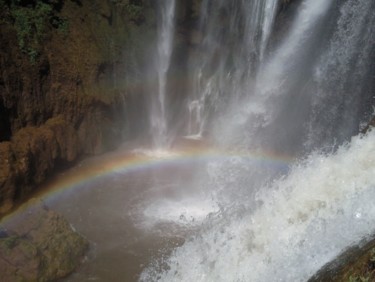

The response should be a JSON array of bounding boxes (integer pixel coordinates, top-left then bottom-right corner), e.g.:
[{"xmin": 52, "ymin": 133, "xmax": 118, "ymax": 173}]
[{"xmin": 0, "ymin": 200, "xmax": 89, "ymax": 281}]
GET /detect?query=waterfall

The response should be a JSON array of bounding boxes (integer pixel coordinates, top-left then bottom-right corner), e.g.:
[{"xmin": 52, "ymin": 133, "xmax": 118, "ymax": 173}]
[
  {"xmin": 211, "ymin": 0, "xmax": 373, "ymax": 155},
  {"xmin": 141, "ymin": 0, "xmax": 375, "ymax": 281},
  {"xmin": 306, "ymin": 0, "xmax": 375, "ymax": 150},
  {"xmin": 150, "ymin": 0, "xmax": 176, "ymax": 148},
  {"xmin": 222, "ymin": 0, "xmax": 335, "ymax": 151},
  {"xmin": 186, "ymin": 0, "xmax": 279, "ymax": 138}
]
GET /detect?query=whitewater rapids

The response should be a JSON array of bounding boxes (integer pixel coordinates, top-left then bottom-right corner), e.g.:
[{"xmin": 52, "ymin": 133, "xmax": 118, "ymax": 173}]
[{"xmin": 141, "ymin": 129, "xmax": 375, "ymax": 281}]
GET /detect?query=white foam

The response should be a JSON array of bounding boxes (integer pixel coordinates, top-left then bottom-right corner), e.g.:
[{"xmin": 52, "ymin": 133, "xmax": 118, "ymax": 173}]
[
  {"xmin": 140, "ymin": 130, "xmax": 375, "ymax": 281},
  {"xmin": 183, "ymin": 134, "xmax": 203, "ymax": 140},
  {"xmin": 140, "ymin": 197, "xmax": 219, "ymax": 229},
  {"xmin": 131, "ymin": 148, "xmax": 179, "ymax": 159}
]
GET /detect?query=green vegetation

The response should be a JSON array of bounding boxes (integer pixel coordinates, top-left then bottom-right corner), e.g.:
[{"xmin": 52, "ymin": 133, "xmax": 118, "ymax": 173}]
[
  {"xmin": 125, "ymin": 3, "xmax": 143, "ymax": 20},
  {"xmin": 1, "ymin": 236, "xmax": 18, "ymax": 249},
  {"xmin": 349, "ymin": 275, "xmax": 370, "ymax": 282},
  {"xmin": 111, "ymin": 0, "xmax": 144, "ymax": 23},
  {"xmin": 345, "ymin": 247, "xmax": 375, "ymax": 282},
  {"xmin": 2, "ymin": 0, "xmax": 69, "ymax": 63},
  {"xmin": 370, "ymin": 247, "xmax": 375, "ymax": 262}
]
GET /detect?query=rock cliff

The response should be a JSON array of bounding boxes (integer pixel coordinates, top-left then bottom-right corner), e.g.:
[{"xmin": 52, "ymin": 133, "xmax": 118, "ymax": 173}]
[{"xmin": 0, "ymin": 0, "xmax": 156, "ymax": 215}]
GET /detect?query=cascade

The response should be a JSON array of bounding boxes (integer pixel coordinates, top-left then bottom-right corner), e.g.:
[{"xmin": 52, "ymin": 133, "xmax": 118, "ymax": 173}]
[
  {"xmin": 306, "ymin": 0, "xmax": 375, "ymax": 149},
  {"xmin": 186, "ymin": 0, "xmax": 279, "ymax": 137},
  {"xmin": 150, "ymin": 0, "xmax": 176, "ymax": 148},
  {"xmin": 222, "ymin": 0, "xmax": 335, "ymax": 151},
  {"xmin": 141, "ymin": 131, "xmax": 375, "ymax": 281},
  {"xmin": 141, "ymin": 0, "xmax": 375, "ymax": 280}
]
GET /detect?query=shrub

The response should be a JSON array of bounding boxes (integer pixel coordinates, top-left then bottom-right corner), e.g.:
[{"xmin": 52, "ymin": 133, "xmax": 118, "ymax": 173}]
[{"xmin": 9, "ymin": 0, "xmax": 68, "ymax": 63}]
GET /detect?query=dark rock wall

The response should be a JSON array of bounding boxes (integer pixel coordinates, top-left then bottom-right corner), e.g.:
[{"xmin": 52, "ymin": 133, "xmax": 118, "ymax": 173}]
[
  {"xmin": 0, "ymin": 0, "xmax": 157, "ymax": 215},
  {"xmin": 308, "ymin": 237, "xmax": 375, "ymax": 282}
]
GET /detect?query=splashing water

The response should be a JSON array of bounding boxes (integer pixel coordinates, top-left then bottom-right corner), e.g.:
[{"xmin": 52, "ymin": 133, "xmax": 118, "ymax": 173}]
[
  {"xmin": 141, "ymin": 130, "xmax": 375, "ymax": 282},
  {"xmin": 141, "ymin": 0, "xmax": 375, "ymax": 281}
]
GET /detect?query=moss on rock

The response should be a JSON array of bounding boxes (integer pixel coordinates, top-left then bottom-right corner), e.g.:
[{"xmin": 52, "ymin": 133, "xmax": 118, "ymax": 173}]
[
  {"xmin": 0, "ymin": 199, "xmax": 88, "ymax": 281},
  {"xmin": 309, "ymin": 239, "xmax": 375, "ymax": 282}
]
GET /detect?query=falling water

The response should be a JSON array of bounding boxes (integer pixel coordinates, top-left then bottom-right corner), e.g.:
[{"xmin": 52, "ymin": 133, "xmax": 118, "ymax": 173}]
[
  {"xmin": 222, "ymin": 0, "xmax": 335, "ymax": 151},
  {"xmin": 212, "ymin": 0, "xmax": 374, "ymax": 154},
  {"xmin": 186, "ymin": 0, "xmax": 279, "ymax": 137},
  {"xmin": 151, "ymin": 0, "xmax": 176, "ymax": 148},
  {"xmin": 141, "ymin": 0, "xmax": 375, "ymax": 281},
  {"xmin": 306, "ymin": 0, "xmax": 375, "ymax": 150}
]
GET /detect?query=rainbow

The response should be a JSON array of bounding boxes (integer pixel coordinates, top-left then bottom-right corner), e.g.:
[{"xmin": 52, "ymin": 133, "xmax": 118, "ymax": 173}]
[
  {"xmin": 41, "ymin": 146, "xmax": 294, "ymax": 199},
  {"xmin": 1, "ymin": 145, "xmax": 295, "ymax": 222}
]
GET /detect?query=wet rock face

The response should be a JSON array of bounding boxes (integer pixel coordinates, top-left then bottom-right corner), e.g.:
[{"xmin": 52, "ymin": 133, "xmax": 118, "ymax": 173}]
[
  {"xmin": 309, "ymin": 238, "xmax": 375, "ymax": 282},
  {"xmin": 361, "ymin": 116, "xmax": 375, "ymax": 134},
  {"xmin": 0, "ymin": 200, "xmax": 88, "ymax": 281}
]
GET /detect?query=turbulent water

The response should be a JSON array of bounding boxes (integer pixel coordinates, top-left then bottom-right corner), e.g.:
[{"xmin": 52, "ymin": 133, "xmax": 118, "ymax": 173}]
[
  {"xmin": 141, "ymin": 0, "xmax": 375, "ymax": 281},
  {"xmin": 141, "ymin": 131, "xmax": 375, "ymax": 282}
]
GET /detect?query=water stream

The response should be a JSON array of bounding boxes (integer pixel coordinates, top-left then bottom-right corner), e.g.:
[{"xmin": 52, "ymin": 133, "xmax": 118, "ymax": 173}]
[{"xmin": 150, "ymin": 0, "xmax": 176, "ymax": 148}]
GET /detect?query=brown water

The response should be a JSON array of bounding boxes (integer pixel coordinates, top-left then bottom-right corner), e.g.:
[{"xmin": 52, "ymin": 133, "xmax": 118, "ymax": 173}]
[{"xmin": 37, "ymin": 142, "xmax": 217, "ymax": 281}]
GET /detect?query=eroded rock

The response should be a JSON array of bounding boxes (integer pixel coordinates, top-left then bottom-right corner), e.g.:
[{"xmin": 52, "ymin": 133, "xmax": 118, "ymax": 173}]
[
  {"xmin": 0, "ymin": 117, "xmax": 81, "ymax": 215},
  {"xmin": 0, "ymin": 142, "xmax": 15, "ymax": 214}
]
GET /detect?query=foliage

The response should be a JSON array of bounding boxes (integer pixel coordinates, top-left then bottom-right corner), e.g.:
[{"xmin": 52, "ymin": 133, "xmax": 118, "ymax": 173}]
[
  {"xmin": 1, "ymin": 236, "xmax": 18, "ymax": 249},
  {"xmin": 125, "ymin": 3, "xmax": 143, "ymax": 20},
  {"xmin": 370, "ymin": 248, "xmax": 375, "ymax": 262},
  {"xmin": 349, "ymin": 275, "xmax": 371, "ymax": 282},
  {"xmin": 51, "ymin": 15, "xmax": 69, "ymax": 34},
  {"xmin": 110, "ymin": 0, "xmax": 144, "ymax": 23},
  {"xmin": 9, "ymin": 0, "xmax": 69, "ymax": 63}
]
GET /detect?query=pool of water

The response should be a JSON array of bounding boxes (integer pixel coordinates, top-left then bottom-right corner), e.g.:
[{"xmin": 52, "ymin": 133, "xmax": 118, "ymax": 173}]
[{"xmin": 35, "ymin": 142, "xmax": 219, "ymax": 281}]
